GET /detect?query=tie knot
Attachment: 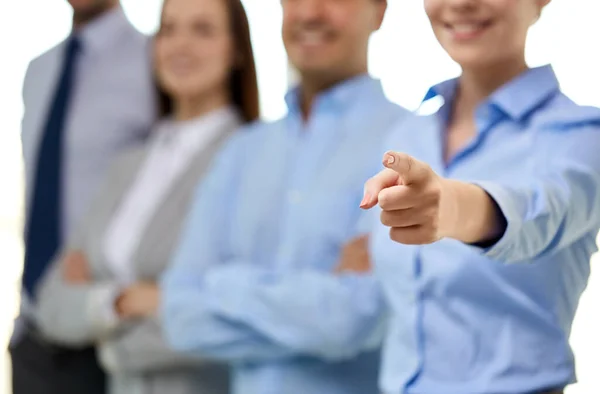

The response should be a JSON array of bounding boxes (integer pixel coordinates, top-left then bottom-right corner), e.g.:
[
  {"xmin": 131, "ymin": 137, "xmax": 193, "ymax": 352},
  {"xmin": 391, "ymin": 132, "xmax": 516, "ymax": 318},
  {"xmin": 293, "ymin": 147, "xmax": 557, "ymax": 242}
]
[{"xmin": 66, "ymin": 35, "xmax": 82, "ymax": 59}]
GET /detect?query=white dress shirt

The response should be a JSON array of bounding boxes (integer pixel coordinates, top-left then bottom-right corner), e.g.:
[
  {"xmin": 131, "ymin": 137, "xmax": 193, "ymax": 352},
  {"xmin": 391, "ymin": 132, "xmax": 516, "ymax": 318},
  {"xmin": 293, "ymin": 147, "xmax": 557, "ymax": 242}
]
[
  {"xmin": 21, "ymin": 6, "xmax": 156, "ymax": 242},
  {"xmin": 17, "ymin": 6, "xmax": 155, "ymax": 339},
  {"xmin": 102, "ymin": 107, "xmax": 239, "ymax": 284}
]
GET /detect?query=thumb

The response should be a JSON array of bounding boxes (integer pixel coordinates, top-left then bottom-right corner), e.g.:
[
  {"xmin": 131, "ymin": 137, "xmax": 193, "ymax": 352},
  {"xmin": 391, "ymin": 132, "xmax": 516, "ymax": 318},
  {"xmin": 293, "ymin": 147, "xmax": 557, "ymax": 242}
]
[
  {"xmin": 382, "ymin": 151, "xmax": 430, "ymax": 186},
  {"xmin": 360, "ymin": 168, "xmax": 400, "ymax": 209}
]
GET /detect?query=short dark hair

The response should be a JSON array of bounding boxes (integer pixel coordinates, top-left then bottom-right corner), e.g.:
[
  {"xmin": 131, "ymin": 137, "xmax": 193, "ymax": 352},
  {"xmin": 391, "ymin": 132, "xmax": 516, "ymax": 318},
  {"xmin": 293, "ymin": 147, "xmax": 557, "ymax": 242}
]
[{"xmin": 155, "ymin": 0, "xmax": 260, "ymax": 123}]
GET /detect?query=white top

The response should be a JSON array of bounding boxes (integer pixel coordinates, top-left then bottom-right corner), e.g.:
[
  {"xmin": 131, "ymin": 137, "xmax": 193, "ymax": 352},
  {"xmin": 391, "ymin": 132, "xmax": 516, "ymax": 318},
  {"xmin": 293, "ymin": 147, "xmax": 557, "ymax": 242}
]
[{"xmin": 102, "ymin": 107, "xmax": 239, "ymax": 283}]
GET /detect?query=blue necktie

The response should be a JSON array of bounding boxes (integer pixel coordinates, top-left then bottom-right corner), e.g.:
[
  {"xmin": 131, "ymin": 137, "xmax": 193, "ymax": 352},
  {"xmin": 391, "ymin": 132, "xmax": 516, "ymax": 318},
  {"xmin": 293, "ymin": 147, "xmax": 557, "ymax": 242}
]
[{"xmin": 23, "ymin": 36, "xmax": 81, "ymax": 297}]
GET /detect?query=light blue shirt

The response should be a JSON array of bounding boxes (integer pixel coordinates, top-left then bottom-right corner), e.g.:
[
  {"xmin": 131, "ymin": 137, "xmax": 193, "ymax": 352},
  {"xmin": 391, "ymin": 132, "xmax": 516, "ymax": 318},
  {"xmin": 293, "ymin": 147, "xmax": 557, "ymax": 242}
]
[
  {"xmin": 373, "ymin": 65, "xmax": 600, "ymax": 394},
  {"xmin": 161, "ymin": 75, "xmax": 409, "ymax": 394}
]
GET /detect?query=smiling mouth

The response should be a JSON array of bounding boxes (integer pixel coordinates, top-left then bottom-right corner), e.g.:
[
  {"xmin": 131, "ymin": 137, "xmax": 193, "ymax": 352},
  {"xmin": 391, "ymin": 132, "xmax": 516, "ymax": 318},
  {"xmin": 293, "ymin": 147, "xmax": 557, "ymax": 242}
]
[
  {"xmin": 166, "ymin": 58, "xmax": 197, "ymax": 74},
  {"xmin": 294, "ymin": 30, "xmax": 332, "ymax": 48},
  {"xmin": 443, "ymin": 20, "xmax": 493, "ymax": 40}
]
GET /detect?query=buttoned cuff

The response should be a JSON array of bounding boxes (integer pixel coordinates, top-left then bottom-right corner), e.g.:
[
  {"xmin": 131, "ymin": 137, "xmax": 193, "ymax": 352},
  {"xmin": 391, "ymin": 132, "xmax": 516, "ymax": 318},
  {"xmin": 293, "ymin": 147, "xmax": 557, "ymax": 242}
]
[
  {"xmin": 86, "ymin": 282, "xmax": 123, "ymax": 337},
  {"xmin": 203, "ymin": 265, "xmax": 252, "ymax": 320}
]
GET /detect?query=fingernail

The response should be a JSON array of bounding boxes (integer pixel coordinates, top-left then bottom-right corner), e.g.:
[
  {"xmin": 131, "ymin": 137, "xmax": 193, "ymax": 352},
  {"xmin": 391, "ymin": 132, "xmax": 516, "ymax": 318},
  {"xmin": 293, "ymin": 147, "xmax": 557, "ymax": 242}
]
[
  {"xmin": 385, "ymin": 154, "xmax": 395, "ymax": 166},
  {"xmin": 360, "ymin": 193, "xmax": 371, "ymax": 208}
]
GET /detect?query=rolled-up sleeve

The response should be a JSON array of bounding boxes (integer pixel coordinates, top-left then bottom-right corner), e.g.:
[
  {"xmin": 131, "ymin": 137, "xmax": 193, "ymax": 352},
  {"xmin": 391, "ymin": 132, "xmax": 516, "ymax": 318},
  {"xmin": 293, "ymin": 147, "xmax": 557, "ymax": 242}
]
[
  {"xmin": 475, "ymin": 125, "xmax": 600, "ymax": 263},
  {"xmin": 35, "ymin": 255, "xmax": 124, "ymax": 346},
  {"xmin": 98, "ymin": 316, "xmax": 220, "ymax": 373},
  {"xmin": 161, "ymin": 133, "xmax": 293, "ymax": 362},
  {"xmin": 34, "ymin": 152, "xmax": 137, "ymax": 346},
  {"xmin": 199, "ymin": 264, "xmax": 387, "ymax": 361},
  {"xmin": 163, "ymin": 263, "xmax": 385, "ymax": 363},
  {"xmin": 162, "ymin": 132, "xmax": 386, "ymax": 363}
]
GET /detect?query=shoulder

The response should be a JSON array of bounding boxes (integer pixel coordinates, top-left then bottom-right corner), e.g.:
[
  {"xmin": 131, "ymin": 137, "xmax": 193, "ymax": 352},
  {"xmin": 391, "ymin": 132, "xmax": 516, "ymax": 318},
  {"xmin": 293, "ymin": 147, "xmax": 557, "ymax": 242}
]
[
  {"xmin": 373, "ymin": 100, "xmax": 413, "ymax": 129},
  {"xmin": 111, "ymin": 23, "xmax": 153, "ymax": 67},
  {"xmin": 202, "ymin": 118, "xmax": 287, "ymax": 175},
  {"xmin": 22, "ymin": 44, "xmax": 66, "ymax": 102},
  {"xmin": 385, "ymin": 108, "xmax": 432, "ymax": 136},
  {"xmin": 226, "ymin": 117, "xmax": 287, "ymax": 147},
  {"xmin": 28, "ymin": 42, "xmax": 63, "ymax": 66},
  {"xmin": 524, "ymin": 93, "xmax": 600, "ymax": 166},
  {"xmin": 119, "ymin": 20, "xmax": 151, "ymax": 47},
  {"xmin": 24, "ymin": 43, "xmax": 64, "ymax": 80},
  {"xmin": 532, "ymin": 92, "xmax": 600, "ymax": 132}
]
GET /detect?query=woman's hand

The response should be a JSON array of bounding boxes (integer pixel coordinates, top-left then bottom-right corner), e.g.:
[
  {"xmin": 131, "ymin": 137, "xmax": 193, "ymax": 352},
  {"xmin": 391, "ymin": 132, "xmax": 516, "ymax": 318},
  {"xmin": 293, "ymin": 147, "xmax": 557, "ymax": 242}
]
[
  {"xmin": 362, "ymin": 151, "xmax": 502, "ymax": 245},
  {"xmin": 115, "ymin": 282, "xmax": 160, "ymax": 319}
]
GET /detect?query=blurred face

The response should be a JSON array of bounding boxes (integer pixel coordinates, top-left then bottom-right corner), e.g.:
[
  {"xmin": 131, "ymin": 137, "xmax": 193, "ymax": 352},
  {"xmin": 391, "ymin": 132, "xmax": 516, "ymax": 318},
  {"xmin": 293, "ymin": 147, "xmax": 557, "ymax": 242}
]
[
  {"xmin": 155, "ymin": 0, "xmax": 235, "ymax": 101},
  {"xmin": 425, "ymin": 0, "xmax": 550, "ymax": 69},
  {"xmin": 68, "ymin": 0, "xmax": 116, "ymax": 24},
  {"xmin": 282, "ymin": 0, "xmax": 386, "ymax": 80}
]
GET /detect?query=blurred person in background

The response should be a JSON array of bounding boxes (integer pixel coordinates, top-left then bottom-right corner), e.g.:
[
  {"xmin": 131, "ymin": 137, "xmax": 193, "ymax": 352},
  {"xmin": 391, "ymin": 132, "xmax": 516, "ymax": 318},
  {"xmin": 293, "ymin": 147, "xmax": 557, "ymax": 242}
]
[
  {"xmin": 9, "ymin": 0, "xmax": 155, "ymax": 393},
  {"xmin": 361, "ymin": 0, "xmax": 600, "ymax": 393},
  {"xmin": 33, "ymin": 0, "xmax": 259, "ymax": 393},
  {"xmin": 161, "ymin": 0, "xmax": 410, "ymax": 394}
]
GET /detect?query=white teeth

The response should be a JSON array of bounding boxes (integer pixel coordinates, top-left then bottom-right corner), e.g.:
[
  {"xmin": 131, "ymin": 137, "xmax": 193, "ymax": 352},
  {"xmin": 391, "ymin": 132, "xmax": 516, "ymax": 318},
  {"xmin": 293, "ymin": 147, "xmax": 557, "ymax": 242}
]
[
  {"xmin": 451, "ymin": 24, "xmax": 483, "ymax": 34},
  {"xmin": 299, "ymin": 31, "xmax": 326, "ymax": 45}
]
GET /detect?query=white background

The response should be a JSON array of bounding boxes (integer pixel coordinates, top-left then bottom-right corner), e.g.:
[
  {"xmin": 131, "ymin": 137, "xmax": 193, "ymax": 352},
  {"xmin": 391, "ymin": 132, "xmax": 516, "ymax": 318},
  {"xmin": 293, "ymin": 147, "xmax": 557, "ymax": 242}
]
[{"xmin": 0, "ymin": 1, "xmax": 599, "ymax": 393}]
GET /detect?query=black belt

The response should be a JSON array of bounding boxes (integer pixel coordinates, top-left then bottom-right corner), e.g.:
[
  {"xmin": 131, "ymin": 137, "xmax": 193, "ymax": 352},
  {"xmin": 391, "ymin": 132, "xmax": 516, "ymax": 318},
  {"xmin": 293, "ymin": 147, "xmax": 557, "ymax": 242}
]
[{"xmin": 14, "ymin": 320, "xmax": 97, "ymax": 362}]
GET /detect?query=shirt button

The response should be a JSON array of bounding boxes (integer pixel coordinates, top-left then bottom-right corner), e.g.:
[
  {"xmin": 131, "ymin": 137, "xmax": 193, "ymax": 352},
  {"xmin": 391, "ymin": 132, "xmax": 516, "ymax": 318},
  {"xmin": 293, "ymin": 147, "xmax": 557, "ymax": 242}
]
[{"xmin": 288, "ymin": 190, "xmax": 302, "ymax": 204}]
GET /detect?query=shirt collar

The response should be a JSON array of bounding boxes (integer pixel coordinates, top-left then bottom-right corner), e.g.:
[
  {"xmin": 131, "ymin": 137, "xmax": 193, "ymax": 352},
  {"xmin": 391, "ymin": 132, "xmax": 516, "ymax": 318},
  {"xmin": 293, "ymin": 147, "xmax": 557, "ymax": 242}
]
[
  {"xmin": 75, "ymin": 6, "xmax": 132, "ymax": 54},
  {"xmin": 155, "ymin": 106, "xmax": 240, "ymax": 147},
  {"xmin": 284, "ymin": 74, "xmax": 384, "ymax": 115},
  {"xmin": 422, "ymin": 65, "xmax": 560, "ymax": 122},
  {"xmin": 489, "ymin": 65, "xmax": 560, "ymax": 120}
]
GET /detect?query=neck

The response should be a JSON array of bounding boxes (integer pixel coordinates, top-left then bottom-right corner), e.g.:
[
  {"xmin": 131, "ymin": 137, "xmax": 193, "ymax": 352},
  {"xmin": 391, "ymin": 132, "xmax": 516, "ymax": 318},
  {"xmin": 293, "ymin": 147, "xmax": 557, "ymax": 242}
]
[
  {"xmin": 173, "ymin": 90, "xmax": 230, "ymax": 122},
  {"xmin": 455, "ymin": 57, "xmax": 528, "ymax": 115},
  {"xmin": 72, "ymin": 0, "xmax": 119, "ymax": 30},
  {"xmin": 299, "ymin": 65, "xmax": 367, "ymax": 120}
]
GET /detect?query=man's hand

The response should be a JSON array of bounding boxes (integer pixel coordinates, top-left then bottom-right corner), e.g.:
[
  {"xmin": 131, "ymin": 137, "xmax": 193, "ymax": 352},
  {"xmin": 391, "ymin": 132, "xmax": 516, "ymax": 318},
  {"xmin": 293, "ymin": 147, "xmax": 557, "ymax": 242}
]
[
  {"xmin": 362, "ymin": 151, "xmax": 503, "ymax": 245},
  {"xmin": 335, "ymin": 235, "xmax": 371, "ymax": 274},
  {"xmin": 115, "ymin": 282, "xmax": 160, "ymax": 319},
  {"xmin": 63, "ymin": 250, "xmax": 92, "ymax": 284}
]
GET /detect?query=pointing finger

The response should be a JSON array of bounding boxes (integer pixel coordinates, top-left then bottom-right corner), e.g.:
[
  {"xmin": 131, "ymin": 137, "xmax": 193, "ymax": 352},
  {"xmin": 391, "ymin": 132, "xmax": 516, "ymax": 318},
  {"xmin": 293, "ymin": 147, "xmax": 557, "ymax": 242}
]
[
  {"xmin": 382, "ymin": 151, "xmax": 431, "ymax": 186},
  {"xmin": 360, "ymin": 168, "xmax": 400, "ymax": 209}
]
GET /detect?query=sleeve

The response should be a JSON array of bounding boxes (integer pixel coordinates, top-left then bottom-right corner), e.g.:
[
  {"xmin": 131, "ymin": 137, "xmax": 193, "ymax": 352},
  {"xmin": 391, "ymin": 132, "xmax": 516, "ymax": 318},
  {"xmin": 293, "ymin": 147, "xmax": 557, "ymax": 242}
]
[
  {"xmin": 97, "ymin": 317, "xmax": 213, "ymax": 373},
  {"xmin": 20, "ymin": 62, "xmax": 31, "ymax": 136},
  {"xmin": 163, "ymin": 263, "xmax": 386, "ymax": 363},
  {"xmin": 475, "ymin": 125, "xmax": 600, "ymax": 263},
  {"xmin": 161, "ymin": 133, "xmax": 296, "ymax": 363},
  {"xmin": 162, "ymin": 134, "xmax": 387, "ymax": 362},
  {"xmin": 193, "ymin": 264, "xmax": 387, "ymax": 361},
  {"xmin": 34, "ymin": 153, "xmax": 137, "ymax": 346},
  {"xmin": 35, "ymin": 251, "xmax": 125, "ymax": 347}
]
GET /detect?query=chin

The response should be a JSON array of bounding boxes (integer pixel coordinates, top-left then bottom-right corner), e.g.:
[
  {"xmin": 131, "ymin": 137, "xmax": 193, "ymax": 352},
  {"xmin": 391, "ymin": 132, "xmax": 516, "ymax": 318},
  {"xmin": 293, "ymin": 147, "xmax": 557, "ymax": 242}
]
[
  {"xmin": 295, "ymin": 64, "xmax": 333, "ymax": 79},
  {"xmin": 292, "ymin": 56, "xmax": 335, "ymax": 74},
  {"xmin": 447, "ymin": 50, "xmax": 493, "ymax": 71},
  {"xmin": 69, "ymin": 0, "xmax": 108, "ymax": 11}
]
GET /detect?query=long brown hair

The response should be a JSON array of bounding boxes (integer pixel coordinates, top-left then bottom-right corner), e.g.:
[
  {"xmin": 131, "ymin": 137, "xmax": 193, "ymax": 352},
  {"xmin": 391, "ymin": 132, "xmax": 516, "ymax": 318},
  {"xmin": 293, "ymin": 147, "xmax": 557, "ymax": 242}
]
[{"xmin": 155, "ymin": 0, "xmax": 260, "ymax": 123}]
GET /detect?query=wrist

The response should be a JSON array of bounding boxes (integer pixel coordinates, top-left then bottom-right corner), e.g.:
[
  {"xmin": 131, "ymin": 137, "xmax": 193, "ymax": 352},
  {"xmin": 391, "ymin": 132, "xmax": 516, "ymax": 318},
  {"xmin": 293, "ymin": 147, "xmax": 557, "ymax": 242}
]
[
  {"xmin": 439, "ymin": 179, "xmax": 502, "ymax": 244},
  {"xmin": 438, "ymin": 178, "xmax": 460, "ymax": 240},
  {"xmin": 113, "ymin": 290, "xmax": 127, "ymax": 318}
]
